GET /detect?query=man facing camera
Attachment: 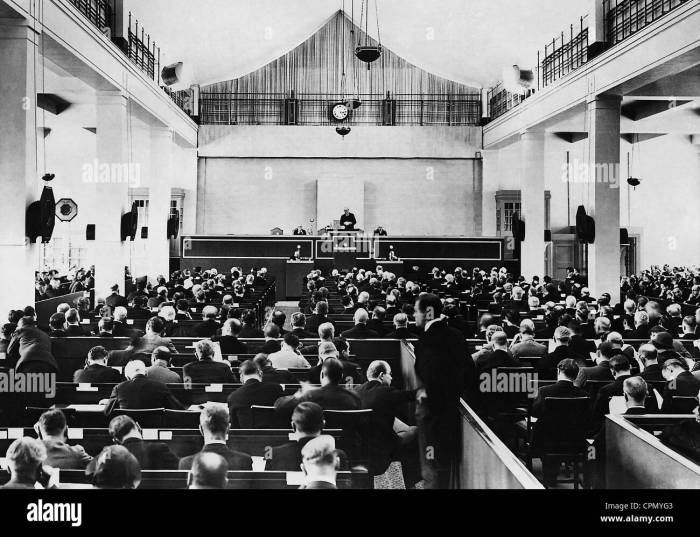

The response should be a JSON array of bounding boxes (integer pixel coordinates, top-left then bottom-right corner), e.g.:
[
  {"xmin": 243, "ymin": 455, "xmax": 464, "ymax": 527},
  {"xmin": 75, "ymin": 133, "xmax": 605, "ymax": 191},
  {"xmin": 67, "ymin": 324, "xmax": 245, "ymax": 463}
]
[{"xmin": 339, "ymin": 208, "xmax": 357, "ymax": 231}]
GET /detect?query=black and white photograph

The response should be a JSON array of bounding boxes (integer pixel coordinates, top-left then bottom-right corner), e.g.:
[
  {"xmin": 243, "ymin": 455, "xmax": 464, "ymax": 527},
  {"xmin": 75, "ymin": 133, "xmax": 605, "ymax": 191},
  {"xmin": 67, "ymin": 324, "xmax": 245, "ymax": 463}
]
[{"xmin": 0, "ymin": 0, "xmax": 699, "ymax": 529}]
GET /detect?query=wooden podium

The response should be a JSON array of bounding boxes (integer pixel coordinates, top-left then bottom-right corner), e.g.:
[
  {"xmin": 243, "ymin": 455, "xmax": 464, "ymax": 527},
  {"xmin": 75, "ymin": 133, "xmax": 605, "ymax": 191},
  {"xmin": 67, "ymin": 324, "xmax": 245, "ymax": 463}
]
[
  {"xmin": 330, "ymin": 230, "xmax": 362, "ymax": 271},
  {"xmin": 285, "ymin": 260, "xmax": 314, "ymax": 299}
]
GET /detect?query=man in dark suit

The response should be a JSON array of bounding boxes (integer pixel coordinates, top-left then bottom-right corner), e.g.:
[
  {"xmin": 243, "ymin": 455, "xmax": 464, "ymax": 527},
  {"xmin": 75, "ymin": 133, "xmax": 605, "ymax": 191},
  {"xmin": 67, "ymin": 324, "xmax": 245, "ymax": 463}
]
[
  {"xmin": 300, "ymin": 435, "xmax": 340, "ymax": 489},
  {"xmin": 532, "ymin": 359, "xmax": 590, "ymax": 417},
  {"xmin": 179, "ymin": 404, "xmax": 253, "ymax": 471},
  {"xmin": 94, "ymin": 415, "xmax": 180, "ymax": 470},
  {"xmin": 592, "ymin": 355, "xmax": 634, "ymax": 427},
  {"xmin": 73, "ymin": 346, "xmax": 123, "ymax": 384},
  {"xmin": 366, "ymin": 307, "xmax": 388, "ymax": 338},
  {"xmin": 105, "ymin": 284, "xmax": 128, "ymax": 309},
  {"xmin": 192, "ymin": 306, "xmax": 221, "ymax": 338},
  {"xmin": 384, "ymin": 313, "xmax": 414, "ymax": 340},
  {"xmin": 339, "ymin": 208, "xmax": 357, "ymax": 231},
  {"xmin": 239, "ymin": 310, "xmax": 264, "ymax": 338},
  {"xmin": 307, "ymin": 342, "xmax": 362, "ymax": 386},
  {"xmin": 413, "ymin": 294, "xmax": 469, "ymax": 489},
  {"xmin": 510, "ymin": 320, "xmax": 547, "ymax": 360},
  {"xmin": 63, "ymin": 308, "xmax": 89, "ymax": 337},
  {"xmin": 6, "ymin": 317, "xmax": 58, "ymax": 374},
  {"xmin": 212, "ymin": 319, "xmax": 248, "ymax": 355},
  {"xmin": 187, "ymin": 452, "xmax": 229, "ymax": 489},
  {"xmin": 103, "ymin": 360, "xmax": 185, "ymax": 414},
  {"xmin": 444, "ymin": 304, "xmax": 471, "ymax": 338},
  {"xmin": 227, "ymin": 361, "xmax": 284, "ymax": 428},
  {"xmin": 267, "ymin": 402, "xmax": 325, "ymax": 471},
  {"xmin": 48, "ymin": 313, "xmax": 66, "ymax": 338},
  {"xmin": 536, "ymin": 327, "xmax": 581, "ymax": 380},
  {"xmin": 306, "ymin": 301, "xmax": 333, "ymax": 335},
  {"xmin": 476, "ymin": 331, "xmax": 520, "ymax": 373},
  {"xmin": 183, "ymin": 339, "xmax": 236, "ymax": 384},
  {"xmin": 575, "ymin": 341, "xmax": 616, "ymax": 389},
  {"xmin": 290, "ymin": 313, "xmax": 316, "ymax": 339},
  {"xmin": 639, "ymin": 344, "xmax": 665, "ymax": 382},
  {"xmin": 340, "ymin": 309, "xmax": 379, "ymax": 340},
  {"xmin": 274, "ymin": 359, "xmax": 361, "ymax": 413},
  {"xmin": 356, "ymin": 360, "xmax": 420, "ymax": 486},
  {"xmin": 36, "ymin": 410, "xmax": 93, "ymax": 470},
  {"xmin": 661, "ymin": 359, "xmax": 700, "ymax": 413}
]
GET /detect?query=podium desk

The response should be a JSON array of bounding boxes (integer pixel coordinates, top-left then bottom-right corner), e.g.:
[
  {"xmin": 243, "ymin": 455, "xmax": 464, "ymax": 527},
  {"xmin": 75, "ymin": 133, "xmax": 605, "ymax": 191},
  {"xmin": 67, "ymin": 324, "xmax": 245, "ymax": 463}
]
[{"xmin": 286, "ymin": 260, "xmax": 314, "ymax": 299}]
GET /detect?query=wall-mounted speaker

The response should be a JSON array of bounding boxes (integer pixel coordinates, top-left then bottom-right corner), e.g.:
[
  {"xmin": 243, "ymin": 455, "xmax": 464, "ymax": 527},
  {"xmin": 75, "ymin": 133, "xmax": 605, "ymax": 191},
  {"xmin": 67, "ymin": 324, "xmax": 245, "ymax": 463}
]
[
  {"xmin": 86, "ymin": 225, "xmax": 96, "ymax": 241},
  {"xmin": 544, "ymin": 230, "xmax": 552, "ymax": 242},
  {"xmin": 141, "ymin": 227, "xmax": 149, "ymax": 239},
  {"xmin": 620, "ymin": 228, "xmax": 630, "ymax": 245}
]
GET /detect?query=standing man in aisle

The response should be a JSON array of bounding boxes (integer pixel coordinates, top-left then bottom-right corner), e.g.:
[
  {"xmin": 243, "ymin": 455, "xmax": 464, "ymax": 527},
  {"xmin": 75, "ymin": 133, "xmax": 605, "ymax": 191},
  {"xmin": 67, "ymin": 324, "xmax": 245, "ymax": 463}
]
[{"xmin": 413, "ymin": 293, "xmax": 470, "ymax": 489}]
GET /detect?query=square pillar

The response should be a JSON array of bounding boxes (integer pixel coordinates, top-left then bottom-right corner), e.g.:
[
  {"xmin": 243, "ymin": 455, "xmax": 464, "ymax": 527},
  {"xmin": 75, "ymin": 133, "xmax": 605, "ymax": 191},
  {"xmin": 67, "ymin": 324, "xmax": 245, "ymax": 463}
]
[
  {"xmin": 147, "ymin": 127, "xmax": 175, "ymax": 282},
  {"xmin": 0, "ymin": 20, "xmax": 40, "ymax": 314},
  {"xmin": 519, "ymin": 130, "xmax": 546, "ymax": 280},
  {"xmin": 89, "ymin": 91, "xmax": 132, "ymax": 300},
  {"xmin": 587, "ymin": 95, "xmax": 622, "ymax": 303}
]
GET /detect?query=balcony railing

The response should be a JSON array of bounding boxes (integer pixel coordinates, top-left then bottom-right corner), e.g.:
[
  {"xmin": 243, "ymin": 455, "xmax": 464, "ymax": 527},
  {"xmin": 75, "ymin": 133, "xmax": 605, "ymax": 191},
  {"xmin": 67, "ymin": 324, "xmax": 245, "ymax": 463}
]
[
  {"xmin": 199, "ymin": 93, "xmax": 482, "ymax": 126},
  {"xmin": 66, "ymin": 1, "xmax": 190, "ymax": 117},
  {"xmin": 68, "ymin": 0, "xmax": 113, "ymax": 32},
  {"xmin": 540, "ymin": 16, "xmax": 589, "ymax": 88},
  {"xmin": 604, "ymin": 0, "xmax": 690, "ymax": 46},
  {"xmin": 487, "ymin": 83, "xmax": 527, "ymax": 120}
]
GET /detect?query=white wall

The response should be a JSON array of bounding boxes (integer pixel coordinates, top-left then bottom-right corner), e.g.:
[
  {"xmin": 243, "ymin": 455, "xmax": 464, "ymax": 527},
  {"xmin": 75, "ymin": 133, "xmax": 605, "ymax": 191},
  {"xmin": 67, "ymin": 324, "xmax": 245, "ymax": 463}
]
[{"xmin": 483, "ymin": 133, "xmax": 700, "ymax": 268}]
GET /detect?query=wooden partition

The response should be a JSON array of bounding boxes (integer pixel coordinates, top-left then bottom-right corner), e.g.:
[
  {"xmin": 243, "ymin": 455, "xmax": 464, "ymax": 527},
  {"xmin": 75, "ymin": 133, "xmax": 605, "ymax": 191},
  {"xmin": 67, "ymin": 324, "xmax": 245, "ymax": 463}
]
[
  {"xmin": 459, "ymin": 400, "xmax": 544, "ymax": 489},
  {"xmin": 36, "ymin": 292, "xmax": 85, "ymax": 327},
  {"xmin": 606, "ymin": 415, "xmax": 700, "ymax": 489}
]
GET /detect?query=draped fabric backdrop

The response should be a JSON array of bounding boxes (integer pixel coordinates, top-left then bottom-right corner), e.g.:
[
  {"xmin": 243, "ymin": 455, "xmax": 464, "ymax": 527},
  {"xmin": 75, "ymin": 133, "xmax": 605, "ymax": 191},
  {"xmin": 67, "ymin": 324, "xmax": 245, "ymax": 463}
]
[{"xmin": 201, "ymin": 11, "xmax": 481, "ymax": 125}]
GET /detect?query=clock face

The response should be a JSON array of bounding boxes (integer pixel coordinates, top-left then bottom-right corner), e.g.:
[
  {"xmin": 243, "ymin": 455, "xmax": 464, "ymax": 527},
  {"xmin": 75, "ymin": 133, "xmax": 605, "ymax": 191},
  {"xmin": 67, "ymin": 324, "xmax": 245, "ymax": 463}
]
[{"xmin": 332, "ymin": 103, "xmax": 349, "ymax": 121}]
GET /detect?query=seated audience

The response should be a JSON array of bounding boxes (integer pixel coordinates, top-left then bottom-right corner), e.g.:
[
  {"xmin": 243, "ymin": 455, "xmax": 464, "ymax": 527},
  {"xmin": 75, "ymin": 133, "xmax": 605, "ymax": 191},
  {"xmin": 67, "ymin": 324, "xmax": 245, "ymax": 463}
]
[
  {"xmin": 74, "ymin": 346, "xmax": 123, "ymax": 384},
  {"xmin": 146, "ymin": 347, "xmax": 182, "ymax": 384},
  {"xmin": 183, "ymin": 339, "xmax": 236, "ymax": 384},
  {"xmin": 178, "ymin": 404, "xmax": 253, "ymax": 471},
  {"xmin": 1, "ymin": 438, "xmax": 51, "ymax": 489},
  {"xmin": 275, "ymin": 359, "xmax": 361, "ymax": 412},
  {"xmin": 300, "ymin": 435, "xmax": 340, "ymax": 489},
  {"xmin": 36, "ymin": 410, "xmax": 92, "ymax": 470},
  {"xmin": 227, "ymin": 360, "xmax": 284, "ymax": 428},
  {"xmin": 266, "ymin": 402, "xmax": 325, "ymax": 471},
  {"xmin": 104, "ymin": 360, "xmax": 185, "ymax": 413},
  {"xmin": 90, "ymin": 445, "xmax": 141, "ymax": 489},
  {"xmin": 340, "ymin": 309, "xmax": 379, "ymax": 340},
  {"xmin": 212, "ymin": 319, "xmax": 248, "ymax": 355},
  {"xmin": 254, "ymin": 354, "xmax": 297, "ymax": 384},
  {"xmin": 188, "ymin": 452, "xmax": 229, "ymax": 490},
  {"xmin": 96, "ymin": 415, "xmax": 179, "ymax": 470},
  {"xmin": 268, "ymin": 333, "xmax": 311, "ymax": 370}
]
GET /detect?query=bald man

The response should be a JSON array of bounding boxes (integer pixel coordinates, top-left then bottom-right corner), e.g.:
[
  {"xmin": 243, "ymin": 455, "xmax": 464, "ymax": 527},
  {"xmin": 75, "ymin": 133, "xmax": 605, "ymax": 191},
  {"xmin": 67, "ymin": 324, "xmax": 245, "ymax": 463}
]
[
  {"xmin": 340, "ymin": 309, "xmax": 379, "ymax": 340},
  {"xmin": 300, "ymin": 435, "xmax": 339, "ymax": 489},
  {"xmin": 187, "ymin": 452, "xmax": 229, "ymax": 490}
]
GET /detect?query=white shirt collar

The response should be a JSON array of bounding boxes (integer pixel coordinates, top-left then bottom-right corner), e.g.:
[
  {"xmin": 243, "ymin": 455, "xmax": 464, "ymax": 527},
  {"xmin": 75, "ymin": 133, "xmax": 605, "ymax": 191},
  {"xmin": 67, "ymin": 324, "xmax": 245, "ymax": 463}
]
[{"xmin": 424, "ymin": 315, "xmax": 446, "ymax": 333}]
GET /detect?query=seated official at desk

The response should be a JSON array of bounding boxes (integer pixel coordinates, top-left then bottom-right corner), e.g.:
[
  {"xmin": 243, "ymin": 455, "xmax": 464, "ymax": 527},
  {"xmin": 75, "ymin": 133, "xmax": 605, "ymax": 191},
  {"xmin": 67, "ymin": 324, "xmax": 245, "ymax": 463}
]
[{"xmin": 340, "ymin": 208, "xmax": 357, "ymax": 231}]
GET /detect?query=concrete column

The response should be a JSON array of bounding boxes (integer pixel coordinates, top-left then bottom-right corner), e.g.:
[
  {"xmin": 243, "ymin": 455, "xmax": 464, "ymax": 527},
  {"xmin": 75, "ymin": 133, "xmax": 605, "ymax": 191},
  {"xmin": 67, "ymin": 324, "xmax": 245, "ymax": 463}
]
[
  {"xmin": 90, "ymin": 91, "xmax": 131, "ymax": 300},
  {"xmin": 587, "ymin": 94, "xmax": 622, "ymax": 303},
  {"xmin": 519, "ymin": 130, "xmax": 546, "ymax": 280},
  {"xmin": 0, "ymin": 20, "xmax": 40, "ymax": 315},
  {"xmin": 148, "ymin": 127, "xmax": 175, "ymax": 282}
]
